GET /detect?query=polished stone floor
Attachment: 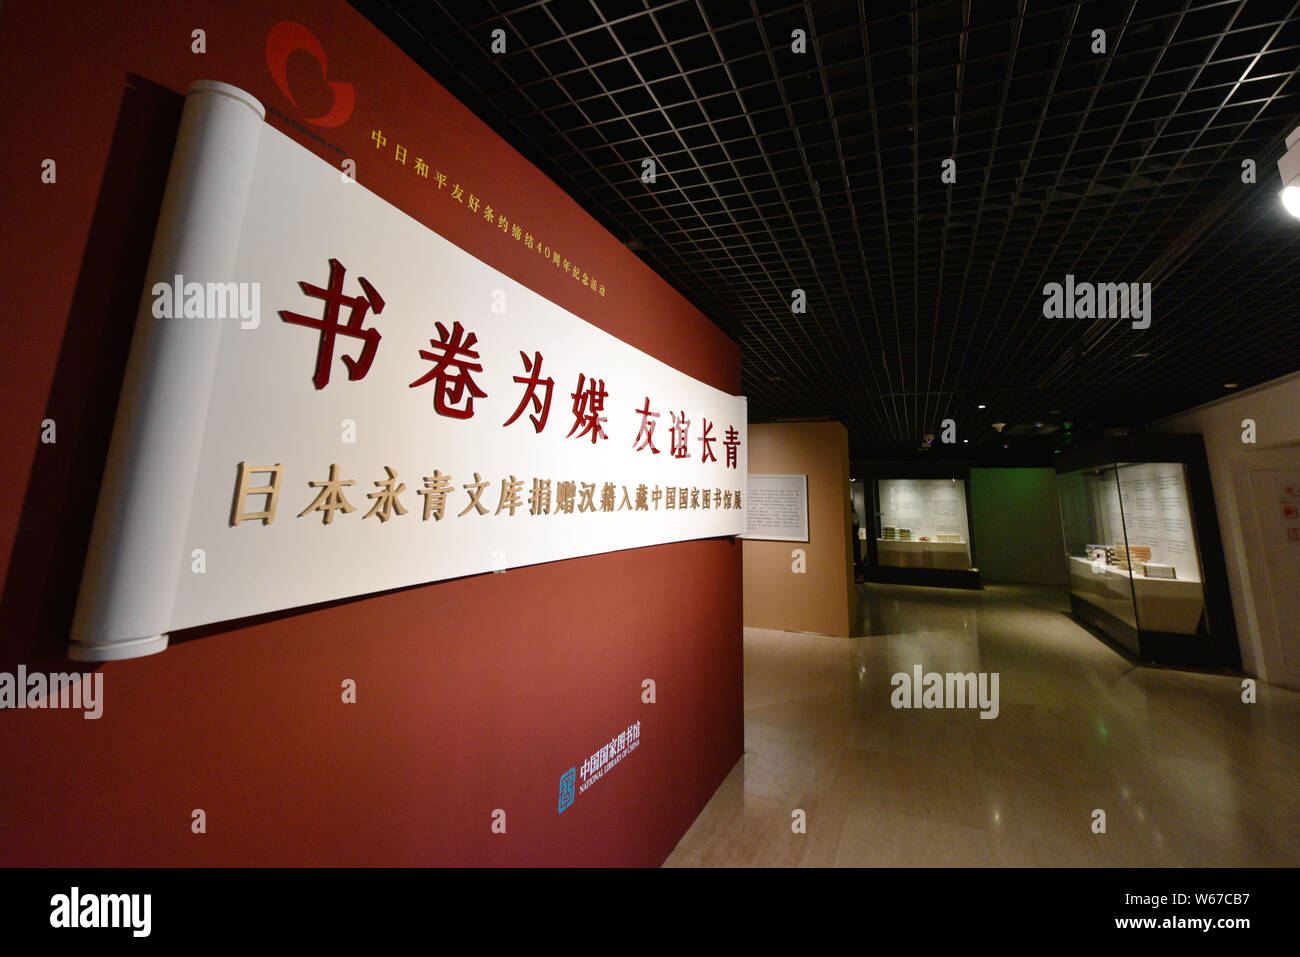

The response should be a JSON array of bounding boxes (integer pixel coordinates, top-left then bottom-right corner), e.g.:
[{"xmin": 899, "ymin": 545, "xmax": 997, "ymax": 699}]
[{"xmin": 664, "ymin": 583, "xmax": 1300, "ymax": 867}]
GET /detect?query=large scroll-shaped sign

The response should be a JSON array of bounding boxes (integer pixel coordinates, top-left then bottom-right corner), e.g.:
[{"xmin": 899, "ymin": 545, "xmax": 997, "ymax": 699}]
[{"xmin": 70, "ymin": 81, "xmax": 747, "ymax": 661}]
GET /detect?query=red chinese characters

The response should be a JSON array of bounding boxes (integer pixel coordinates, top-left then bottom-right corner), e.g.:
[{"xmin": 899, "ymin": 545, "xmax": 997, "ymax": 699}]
[
  {"xmin": 699, "ymin": 418, "xmax": 716, "ymax": 464},
  {"xmin": 503, "ymin": 350, "xmax": 554, "ymax": 432},
  {"xmin": 277, "ymin": 272, "xmax": 740, "ymax": 465},
  {"xmin": 670, "ymin": 411, "xmax": 690, "ymax": 459},
  {"xmin": 723, "ymin": 426, "xmax": 741, "ymax": 469},
  {"xmin": 280, "ymin": 258, "xmax": 383, "ymax": 389},
  {"xmin": 410, "ymin": 320, "xmax": 488, "ymax": 419},
  {"xmin": 567, "ymin": 374, "xmax": 609, "ymax": 444},
  {"xmin": 633, "ymin": 397, "xmax": 660, "ymax": 454}
]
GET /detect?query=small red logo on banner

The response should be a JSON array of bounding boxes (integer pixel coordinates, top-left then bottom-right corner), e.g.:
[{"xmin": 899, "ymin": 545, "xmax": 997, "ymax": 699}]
[{"xmin": 266, "ymin": 21, "xmax": 355, "ymax": 128}]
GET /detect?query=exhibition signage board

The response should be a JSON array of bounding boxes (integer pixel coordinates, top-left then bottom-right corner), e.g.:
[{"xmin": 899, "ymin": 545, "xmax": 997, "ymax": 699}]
[
  {"xmin": 70, "ymin": 81, "xmax": 748, "ymax": 661},
  {"xmin": 743, "ymin": 474, "xmax": 809, "ymax": 542}
]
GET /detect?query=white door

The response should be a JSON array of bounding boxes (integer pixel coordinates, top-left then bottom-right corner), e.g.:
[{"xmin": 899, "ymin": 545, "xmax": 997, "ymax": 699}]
[{"xmin": 1248, "ymin": 469, "xmax": 1300, "ymax": 678}]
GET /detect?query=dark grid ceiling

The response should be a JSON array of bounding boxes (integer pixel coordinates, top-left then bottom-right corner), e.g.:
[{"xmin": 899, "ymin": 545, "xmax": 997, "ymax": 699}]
[{"xmin": 352, "ymin": 0, "xmax": 1300, "ymax": 458}]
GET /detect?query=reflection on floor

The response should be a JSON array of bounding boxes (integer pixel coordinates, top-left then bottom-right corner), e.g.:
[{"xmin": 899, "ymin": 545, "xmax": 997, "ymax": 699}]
[{"xmin": 664, "ymin": 583, "xmax": 1300, "ymax": 867}]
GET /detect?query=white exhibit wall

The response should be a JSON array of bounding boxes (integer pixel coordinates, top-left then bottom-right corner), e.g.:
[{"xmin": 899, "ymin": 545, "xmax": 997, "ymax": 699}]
[
  {"xmin": 1114, "ymin": 464, "xmax": 1202, "ymax": 581},
  {"xmin": 878, "ymin": 478, "xmax": 969, "ymax": 541},
  {"xmin": 1155, "ymin": 369, "xmax": 1300, "ymax": 684}
]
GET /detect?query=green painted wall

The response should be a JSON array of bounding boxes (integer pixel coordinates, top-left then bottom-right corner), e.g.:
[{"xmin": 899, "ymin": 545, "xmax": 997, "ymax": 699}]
[{"xmin": 970, "ymin": 468, "xmax": 1070, "ymax": 585}]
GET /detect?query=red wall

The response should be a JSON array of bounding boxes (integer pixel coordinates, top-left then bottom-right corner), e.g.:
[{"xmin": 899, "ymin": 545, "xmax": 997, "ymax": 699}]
[{"xmin": 0, "ymin": 0, "xmax": 742, "ymax": 866}]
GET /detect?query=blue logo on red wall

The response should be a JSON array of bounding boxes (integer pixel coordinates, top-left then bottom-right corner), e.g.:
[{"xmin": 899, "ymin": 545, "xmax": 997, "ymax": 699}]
[{"xmin": 558, "ymin": 767, "xmax": 576, "ymax": 813}]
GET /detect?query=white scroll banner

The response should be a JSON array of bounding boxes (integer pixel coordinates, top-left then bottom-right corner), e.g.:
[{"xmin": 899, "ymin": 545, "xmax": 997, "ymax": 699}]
[{"xmin": 70, "ymin": 81, "xmax": 747, "ymax": 661}]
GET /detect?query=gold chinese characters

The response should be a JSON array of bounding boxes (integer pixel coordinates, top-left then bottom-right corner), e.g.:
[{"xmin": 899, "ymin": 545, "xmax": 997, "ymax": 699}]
[{"xmin": 230, "ymin": 462, "xmax": 742, "ymax": 527}]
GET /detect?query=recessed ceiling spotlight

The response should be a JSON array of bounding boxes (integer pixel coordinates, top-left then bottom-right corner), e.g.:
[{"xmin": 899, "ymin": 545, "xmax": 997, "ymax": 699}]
[
  {"xmin": 962, "ymin": 439, "xmax": 969, "ymax": 443},
  {"xmin": 977, "ymin": 404, "xmax": 986, "ymax": 409},
  {"xmin": 1225, "ymin": 382, "xmax": 1239, "ymax": 389}
]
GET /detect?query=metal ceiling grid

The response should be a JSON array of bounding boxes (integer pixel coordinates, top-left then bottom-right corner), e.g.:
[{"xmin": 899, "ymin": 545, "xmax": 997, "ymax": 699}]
[{"xmin": 352, "ymin": 0, "xmax": 1300, "ymax": 457}]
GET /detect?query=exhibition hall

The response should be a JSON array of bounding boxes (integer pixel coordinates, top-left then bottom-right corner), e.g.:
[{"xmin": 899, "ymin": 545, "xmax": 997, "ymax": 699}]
[{"xmin": 2, "ymin": 0, "xmax": 1299, "ymax": 914}]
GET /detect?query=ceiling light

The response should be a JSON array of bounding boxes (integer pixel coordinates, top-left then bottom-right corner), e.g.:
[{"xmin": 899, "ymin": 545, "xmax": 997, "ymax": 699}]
[
  {"xmin": 1278, "ymin": 127, "xmax": 1300, "ymax": 218},
  {"xmin": 1283, "ymin": 186, "xmax": 1300, "ymax": 218},
  {"xmin": 977, "ymin": 404, "xmax": 986, "ymax": 409},
  {"xmin": 1133, "ymin": 352, "xmax": 1149, "ymax": 358},
  {"xmin": 1225, "ymin": 382, "xmax": 1238, "ymax": 389}
]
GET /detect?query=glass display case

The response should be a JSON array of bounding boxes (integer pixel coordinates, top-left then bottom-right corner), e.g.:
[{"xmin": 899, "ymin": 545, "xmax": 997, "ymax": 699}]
[
  {"xmin": 1059, "ymin": 462, "xmax": 1205, "ymax": 632},
  {"xmin": 877, "ymin": 477, "xmax": 973, "ymax": 570},
  {"xmin": 864, "ymin": 466, "xmax": 981, "ymax": 589},
  {"xmin": 1054, "ymin": 436, "xmax": 1239, "ymax": 667}
]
